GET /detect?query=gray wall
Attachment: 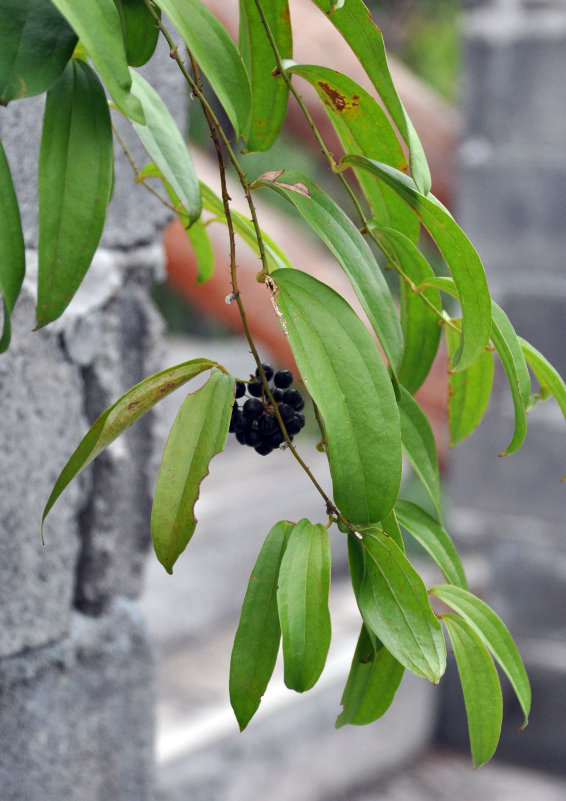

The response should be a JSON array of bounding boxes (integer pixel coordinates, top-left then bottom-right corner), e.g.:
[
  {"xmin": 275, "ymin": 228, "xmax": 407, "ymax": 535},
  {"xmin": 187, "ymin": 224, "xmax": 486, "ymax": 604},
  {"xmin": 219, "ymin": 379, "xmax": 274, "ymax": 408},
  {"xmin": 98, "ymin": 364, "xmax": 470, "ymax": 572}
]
[
  {"xmin": 0, "ymin": 33, "xmax": 186, "ymax": 800},
  {"xmin": 439, "ymin": 0, "xmax": 566, "ymax": 769}
]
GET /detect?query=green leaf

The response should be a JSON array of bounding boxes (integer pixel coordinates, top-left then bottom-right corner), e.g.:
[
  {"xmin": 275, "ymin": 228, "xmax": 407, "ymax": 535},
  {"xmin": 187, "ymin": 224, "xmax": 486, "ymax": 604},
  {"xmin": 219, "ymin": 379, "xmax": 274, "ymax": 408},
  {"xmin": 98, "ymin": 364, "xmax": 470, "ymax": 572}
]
[
  {"xmin": 340, "ymin": 157, "xmax": 492, "ymax": 372},
  {"xmin": 433, "ymin": 583, "xmax": 531, "ymax": 728},
  {"xmin": 157, "ymin": 0, "xmax": 251, "ymax": 138},
  {"xmin": 446, "ymin": 320, "xmax": 494, "ymax": 446},
  {"xmin": 49, "ymin": 0, "xmax": 145, "ymax": 122},
  {"xmin": 256, "ymin": 170, "xmax": 404, "ymax": 373},
  {"xmin": 307, "ymin": 0, "xmax": 431, "ymax": 194},
  {"xmin": 239, "ymin": 0, "xmax": 292, "ymax": 151},
  {"xmin": 284, "ymin": 63, "xmax": 419, "ymax": 242},
  {"xmin": 151, "ymin": 367, "xmax": 234, "ymax": 573},
  {"xmin": 200, "ymin": 181, "xmax": 292, "ymax": 271},
  {"xmin": 519, "ymin": 338, "xmax": 566, "ymax": 477},
  {"xmin": 359, "ymin": 528, "xmax": 446, "ymax": 682},
  {"xmin": 138, "ymin": 169, "xmax": 291, "ymax": 271},
  {"xmin": 381, "ymin": 508, "xmax": 405, "ymax": 552},
  {"xmin": 230, "ymin": 520, "xmax": 293, "ymax": 730},
  {"xmin": 0, "ymin": 138, "xmax": 25, "ymax": 353},
  {"xmin": 277, "ymin": 519, "xmax": 332, "ymax": 692},
  {"xmin": 37, "ymin": 58, "xmax": 114, "ymax": 327},
  {"xmin": 395, "ymin": 499, "xmax": 467, "ymax": 590},
  {"xmin": 0, "ymin": 0, "xmax": 77, "ymax": 104},
  {"xmin": 129, "ymin": 70, "xmax": 201, "ymax": 224},
  {"xmin": 42, "ymin": 358, "xmax": 216, "ymax": 536},
  {"xmin": 443, "ymin": 614, "xmax": 502, "ymax": 768},
  {"xmin": 374, "ymin": 226, "xmax": 442, "ymax": 393},
  {"xmin": 336, "ymin": 625, "xmax": 404, "ymax": 727},
  {"xmin": 491, "ymin": 302, "xmax": 529, "ymax": 455},
  {"xmin": 416, "ymin": 275, "xmax": 528, "ymax": 456},
  {"xmin": 398, "ymin": 386, "xmax": 442, "ymax": 521},
  {"xmin": 114, "ymin": 0, "xmax": 161, "ymax": 67},
  {"xmin": 272, "ymin": 269, "xmax": 402, "ymax": 526},
  {"xmin": 187, "ymin": 222, "xmax": 215, "ymax": 284}
]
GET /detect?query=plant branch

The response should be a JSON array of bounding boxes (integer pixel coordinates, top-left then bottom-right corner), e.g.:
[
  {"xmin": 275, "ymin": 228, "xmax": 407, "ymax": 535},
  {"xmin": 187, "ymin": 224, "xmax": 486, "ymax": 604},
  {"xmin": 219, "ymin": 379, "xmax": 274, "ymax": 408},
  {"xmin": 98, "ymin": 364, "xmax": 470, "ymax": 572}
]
[
  {"xmin": 142, "ymin": 1, "xmax": 356, "ymax": 532},
  {"xmin": 251, "ymin": 0, "xmax": 460, "ymax": 334},
  {"xmin": 111, "ymin": 121, "xmax": 180, "ymax": 214}
]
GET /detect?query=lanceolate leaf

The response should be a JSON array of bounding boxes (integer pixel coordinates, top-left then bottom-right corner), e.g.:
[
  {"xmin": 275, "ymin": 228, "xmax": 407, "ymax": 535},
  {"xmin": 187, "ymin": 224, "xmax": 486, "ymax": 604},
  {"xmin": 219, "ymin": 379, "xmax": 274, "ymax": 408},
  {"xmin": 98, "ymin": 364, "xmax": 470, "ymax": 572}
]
[
  {"xmin": 520, "ymin": 338, "xmax": 566, "ymax": 415},
  {"xmin": 272, "ymin": 269, "xmax": 402, "ymax": 526},
  {"xmin": 151, "ymin": 368, "xmax": 234, "ymax": 573},
  {"xmin": 381, "ymin": 509, "xmax": 405, "ymax": 552},
  {"xmin": 0, "ymin": 138, "xmax": 25, "ymax": 353},
  {"xmin": 336, "ymin": 625, "xmax": 404, "ymax": 727},
  {"xmin": 284, "ymin": 63, "xmax": 418, "ymax": 241},
  {"xmin": 114, "ymin": 0, "xmax": 161, "ymax": 67},
  {"xmin": 130, "ymin": 70, "xmax": 201, "ymax": 224},
  {"xmin": 37, "ymin": 58, "xmax": 114, "ymax": 327},
  {"xmin": 157, "ymin": 0, "xmax": 252, "ymax": 138},
  {"xmin": 307, "ymin": 0, "xmax": 431, "ymax": 194},
  {"xmin": 230, "ymin": 520, "xmax": 293, "ymax": 730},
  {"xmin": 277, "ymin": 519, "xmax": 332, "ymax": 692},
  {"xmin": 359, "ymin": 529, "xmax": 446, "ymax": 682},
  {"xmin": 493, "ymin": 305, "xmax": 530, "ymax": 408},
  {"xmin": 49, "ymin": 0, "xmax": 145, "ymax": 123},
  {"xmin": 395, "ymin": 499, "xmax": 467, "ymax": 590},
  {"xmin": 42, "ymin": 358, "xmax": 216, "ymax": 535},
  {"xmin": 187, "ymin": 222, "xmax": 215, "ymax": 284},
  {"xmin": 374, "ymin": 226, "xmax": 442, "ymax": 393},
  {"xmin": 0, "ymin": 0, "xmax": 77, "ymax": 104},
  {"xmin": 200, "ymin": 181, "xmax": 292, "ymax": 271},
  {"xmin": 433, "ymin": 583, "xmax": 531, "ymax": 728},
  {"xmin": 519, "ymin": 339, "xmax": 566, "ymax": 477},
  {"xmin": 341, "ymin": 156, "xmax": 492, "ymax": 372},
  {"xmin": 417, "ymin": 276, "xmax": 529, "ymax": 456},
  {"xmin": 257, "ymin": 170, "xmax": 404, "ymax": 373},
  {"xmin": 491, "ymin": 302, "xmax": 530, "ymax": 455},
  {"xmin": 239, "ymin": 0, "xmax": 292, "ymax": 151},
  {"xmin": 443, "ymin": 614, "xmax": 503, "ymax": 768},
  {"xmin": 398, "ymin": 386, "xmax": 442, "ymax": 520},
  {"xmin": 446, "ymin": 321, "xmax": 494, "ymax": 446}
]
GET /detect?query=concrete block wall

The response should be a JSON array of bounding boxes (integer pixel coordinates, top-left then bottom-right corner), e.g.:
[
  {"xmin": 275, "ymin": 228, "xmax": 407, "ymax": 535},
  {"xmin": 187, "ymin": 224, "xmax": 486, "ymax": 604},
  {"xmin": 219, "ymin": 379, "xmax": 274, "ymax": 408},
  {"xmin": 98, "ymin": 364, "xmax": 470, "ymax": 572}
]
[
  {"xmin": 439, "ymin": 0, "xmax": 566, "ymax": 769},
  {"xmin": 0, "ymin": 31, "xmax": 186, "ymax": 799}
]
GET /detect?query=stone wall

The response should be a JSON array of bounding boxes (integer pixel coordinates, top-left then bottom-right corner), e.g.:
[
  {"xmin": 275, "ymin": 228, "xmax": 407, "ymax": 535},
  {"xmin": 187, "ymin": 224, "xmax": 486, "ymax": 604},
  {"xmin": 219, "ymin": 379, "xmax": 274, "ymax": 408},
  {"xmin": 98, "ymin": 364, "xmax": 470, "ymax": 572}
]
[
  {"xmin": 0, "ymin": 33, "xmax": 185, "ymax": 800},
  {"xmin": 439, "ymin": 0, "xmax": 566, "ymax": 770}
]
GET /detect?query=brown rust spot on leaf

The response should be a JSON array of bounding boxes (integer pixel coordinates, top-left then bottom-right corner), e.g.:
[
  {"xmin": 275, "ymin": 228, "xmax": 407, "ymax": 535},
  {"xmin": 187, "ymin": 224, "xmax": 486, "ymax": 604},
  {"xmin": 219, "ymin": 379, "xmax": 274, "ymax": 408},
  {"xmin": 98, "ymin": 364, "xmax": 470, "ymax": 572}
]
[
  {"xmin": 318, "ymin": 82, "xmax": 347, "ymax": 111},
  {"xmin": 159, "ymin": 382, "xmax": 176, "ymax": 394}
]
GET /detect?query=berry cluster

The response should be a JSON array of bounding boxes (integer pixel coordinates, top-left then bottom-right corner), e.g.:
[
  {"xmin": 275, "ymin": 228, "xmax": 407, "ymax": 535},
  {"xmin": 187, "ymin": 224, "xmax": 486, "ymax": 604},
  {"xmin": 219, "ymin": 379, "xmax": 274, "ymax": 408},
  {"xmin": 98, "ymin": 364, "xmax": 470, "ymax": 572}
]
[{"xmin": 230, "ymin": 364, "xmax": 306, "ymax": 456}]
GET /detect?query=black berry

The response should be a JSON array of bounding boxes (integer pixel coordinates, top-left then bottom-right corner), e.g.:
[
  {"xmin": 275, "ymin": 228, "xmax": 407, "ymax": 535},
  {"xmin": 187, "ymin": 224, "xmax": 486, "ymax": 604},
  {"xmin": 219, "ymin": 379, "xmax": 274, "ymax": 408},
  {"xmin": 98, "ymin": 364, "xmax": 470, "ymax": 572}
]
[
  {"xmin": 255, "ymin": 363, "xmax": 274, "ymax": 382},
  {"xmin": 274, "ymin": 369, "xmax": 293, "ymax": 389},
  {"xmin": 235, "ymin": 429, "xmax": 247, "ymax": 445},
  {"xmin": 259, "ymin": 414, "xmax": 278, "ymax": 436},
  {"xmin": 247, "ymin": 381, "xmax": 262, "ymax": 398},
  {"xmin": 243, "ymin": 398, "xmax": 263, "ymax": 420},
  {"xmin": 235, "ymin": 381, "xmax": 246, "ymax": 399},
  {"xmin": 283, "ymin": 389, "xmax": 304, "ymax": 411},
  {"xmin": 278, "ymin": 403, "xmax": 294, "ymax": 422},
  {"xmin": 286, "ymin": 415, "xmax": 303, "ymax": 436},
  {"xmin": 255, "ymin": 442, "xmax": 273, "ymax": 456},
  {"xmin": 245, "ymin": 427, "xmax": 262, "ymax": 447},
  {"xmin": 295, "ymin": 412, "xmax": 306, "ymax": 429},
  {"xmin": 271, "ymin": 388, "xmax": 283, "ymax": 403},
  {"xmin": 231, "ymin": 410, "xmax": 247, "ymax": 434},
  {"xmin": 268, "ymin": 429, "xmax": 285, "ymax": 448}
]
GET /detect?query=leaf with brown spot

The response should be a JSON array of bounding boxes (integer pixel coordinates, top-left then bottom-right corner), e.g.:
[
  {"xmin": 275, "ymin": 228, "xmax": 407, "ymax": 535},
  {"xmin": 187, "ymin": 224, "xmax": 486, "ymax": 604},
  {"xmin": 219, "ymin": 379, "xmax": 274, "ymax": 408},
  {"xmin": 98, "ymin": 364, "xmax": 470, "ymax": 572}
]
[{"xmin": 284, "ymin": 63, "xmax": 419, "ymax": 242}]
